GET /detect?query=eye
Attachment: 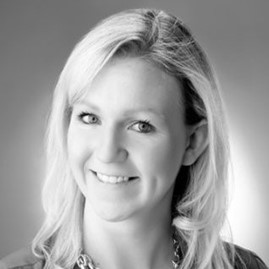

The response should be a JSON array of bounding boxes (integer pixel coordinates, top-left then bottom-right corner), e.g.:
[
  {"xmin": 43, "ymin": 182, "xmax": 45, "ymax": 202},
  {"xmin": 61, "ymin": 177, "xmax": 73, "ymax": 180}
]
[
  {"xmin": 130, "ymin": 120, "xmax": 154, "ymax": 134},
  {"xmin": 78, "ymin": 112, "xmax": 100, "ymax": 125}
]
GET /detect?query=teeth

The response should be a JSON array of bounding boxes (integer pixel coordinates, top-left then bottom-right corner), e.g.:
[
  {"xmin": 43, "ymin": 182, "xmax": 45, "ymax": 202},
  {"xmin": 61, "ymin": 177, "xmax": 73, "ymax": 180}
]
[{"xmin": 96, "ymin": 172, "xmax": 130, "ymax": 184}]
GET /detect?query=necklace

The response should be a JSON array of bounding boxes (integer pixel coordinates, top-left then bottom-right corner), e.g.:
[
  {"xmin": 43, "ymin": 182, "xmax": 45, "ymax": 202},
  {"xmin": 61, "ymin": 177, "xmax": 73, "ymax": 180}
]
[{"xmin": 76, "ymin": 234, "xmax": 181, "ymax": 269}]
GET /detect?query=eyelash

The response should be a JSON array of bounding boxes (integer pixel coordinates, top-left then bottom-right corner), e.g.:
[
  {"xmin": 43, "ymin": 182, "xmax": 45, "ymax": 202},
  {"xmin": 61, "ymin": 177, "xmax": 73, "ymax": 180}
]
[
  {"xmin": 78, "ymin": 112, "xmax": 100, "ymax": 125},
  {"xmin": 130, "ymin": 120, "xmax": 155, "ymax": 134},
  {"xmin": 77, "ymin": 112, "xmax": 155, "ymax": 134}
]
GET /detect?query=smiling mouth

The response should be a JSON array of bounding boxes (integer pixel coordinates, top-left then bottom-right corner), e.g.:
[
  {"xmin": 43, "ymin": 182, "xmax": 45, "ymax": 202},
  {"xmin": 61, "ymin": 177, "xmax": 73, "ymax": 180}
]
[{"xmin": 92, "ymin": 171, "xmax": 138, "ymax": 184}]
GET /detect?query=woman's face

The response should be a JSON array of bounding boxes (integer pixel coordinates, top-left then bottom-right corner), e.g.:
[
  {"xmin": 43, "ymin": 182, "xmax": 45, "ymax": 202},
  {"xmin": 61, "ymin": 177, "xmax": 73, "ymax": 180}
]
[{"xmin": 67, "ymin": 57, "xmax": 190, "ymax": 222}]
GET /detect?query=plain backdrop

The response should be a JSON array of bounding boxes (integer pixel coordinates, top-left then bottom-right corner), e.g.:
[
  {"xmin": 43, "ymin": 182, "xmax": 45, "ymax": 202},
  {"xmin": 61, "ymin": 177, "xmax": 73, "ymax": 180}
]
[{"xmin": 0, "ymin": 0, "xmax": 268, "ymax": 264}]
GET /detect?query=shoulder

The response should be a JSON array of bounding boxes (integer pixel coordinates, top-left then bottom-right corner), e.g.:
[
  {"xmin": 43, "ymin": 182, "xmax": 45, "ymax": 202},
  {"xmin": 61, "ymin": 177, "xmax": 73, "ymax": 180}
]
[
  {"xmin": 229, "ymin": 243, "xmax": 268, "ymax": 269},
  {"xmin": 0, "ymin": 246, "xmax": 44, "ymax": 269}
]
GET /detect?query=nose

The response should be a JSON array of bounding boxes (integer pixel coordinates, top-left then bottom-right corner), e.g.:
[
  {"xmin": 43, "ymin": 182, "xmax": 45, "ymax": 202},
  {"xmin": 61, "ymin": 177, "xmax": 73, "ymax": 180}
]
[{"xmin": 95, "ymin": 126, "xmax": 128, "ymax": 163}]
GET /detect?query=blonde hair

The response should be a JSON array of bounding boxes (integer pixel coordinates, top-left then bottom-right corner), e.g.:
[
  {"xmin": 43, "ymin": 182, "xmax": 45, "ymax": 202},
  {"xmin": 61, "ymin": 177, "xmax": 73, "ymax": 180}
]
[{"xmin": 32, "ymin": 8, "xmax": 234, "ymax": 269}]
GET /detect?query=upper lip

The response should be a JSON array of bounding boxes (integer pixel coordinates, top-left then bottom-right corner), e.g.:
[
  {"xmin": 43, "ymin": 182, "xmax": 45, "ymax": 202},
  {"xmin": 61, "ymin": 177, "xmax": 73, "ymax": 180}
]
[{"xmin": 91, "ymin": 169, "xmax": 138, "ymax": 178}]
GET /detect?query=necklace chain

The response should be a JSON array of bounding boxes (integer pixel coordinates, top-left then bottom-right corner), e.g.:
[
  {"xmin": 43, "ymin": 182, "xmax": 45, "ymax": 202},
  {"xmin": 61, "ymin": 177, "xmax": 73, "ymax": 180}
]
[{"xmin": 76, "ymin": 235, "xmax": 180, "ymax": 269}]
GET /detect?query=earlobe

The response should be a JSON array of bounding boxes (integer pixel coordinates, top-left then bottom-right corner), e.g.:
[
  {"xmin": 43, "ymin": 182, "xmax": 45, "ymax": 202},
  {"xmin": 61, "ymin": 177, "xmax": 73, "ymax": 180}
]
[{"xmin": 182, "ymin": 120, "xmax": 208, "ymax": 166}]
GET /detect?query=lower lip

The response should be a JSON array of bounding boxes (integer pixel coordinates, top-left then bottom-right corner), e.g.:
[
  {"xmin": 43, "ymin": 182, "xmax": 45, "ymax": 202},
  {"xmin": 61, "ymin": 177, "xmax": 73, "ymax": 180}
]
[{"xmin": 91, "ymin": 171, "xmax": 139, "ymax": 185}]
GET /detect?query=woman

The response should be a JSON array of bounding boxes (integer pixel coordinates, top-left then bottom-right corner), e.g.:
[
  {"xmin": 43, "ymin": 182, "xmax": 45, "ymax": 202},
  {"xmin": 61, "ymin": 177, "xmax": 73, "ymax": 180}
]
[{"xmin": 1, "ymin": 8, "xmax": 267, "ymax": 269}]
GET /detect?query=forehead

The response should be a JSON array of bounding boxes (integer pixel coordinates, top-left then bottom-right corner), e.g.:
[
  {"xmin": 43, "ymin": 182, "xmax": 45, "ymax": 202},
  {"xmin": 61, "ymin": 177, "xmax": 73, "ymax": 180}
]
[{"xmin": 75, "ymin": 57, "xmax": 183, "ymax": 118}]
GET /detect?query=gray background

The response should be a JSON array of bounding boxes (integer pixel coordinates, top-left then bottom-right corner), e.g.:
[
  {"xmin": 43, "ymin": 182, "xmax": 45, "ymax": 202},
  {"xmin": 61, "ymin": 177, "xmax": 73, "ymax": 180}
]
[{"xmin": 0, "ymin": 0, "xmax": 268, "ymax": 264}]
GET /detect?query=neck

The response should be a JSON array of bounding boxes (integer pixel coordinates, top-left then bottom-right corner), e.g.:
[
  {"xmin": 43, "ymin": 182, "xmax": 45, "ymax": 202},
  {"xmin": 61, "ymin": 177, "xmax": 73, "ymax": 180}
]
[{"xmin": 82, "ymin": 201, "xmax": 174, "ymax": 269}]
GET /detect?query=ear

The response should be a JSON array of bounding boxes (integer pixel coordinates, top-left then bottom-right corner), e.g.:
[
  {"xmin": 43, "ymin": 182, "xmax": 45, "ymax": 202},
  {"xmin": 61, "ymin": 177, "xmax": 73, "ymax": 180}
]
[{"xmin": 182, "ymin": 120, "xmax": 208, "ymax": 166}]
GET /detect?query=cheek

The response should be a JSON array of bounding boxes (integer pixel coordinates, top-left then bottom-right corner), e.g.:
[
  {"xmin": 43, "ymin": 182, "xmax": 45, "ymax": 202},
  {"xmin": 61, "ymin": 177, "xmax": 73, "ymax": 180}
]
[
  {"xmin": 136, "ymin": 135, "xmax": 185, "ymax": 182},
  {"xmin": 155, "ymin": 144, "xmax": 181, "ymax": 180},
  {"xmin": 67, "ymin": 126, "xmax": 90, "ymax": 179},
  {"xmin": 67, "ymin": 125, "xmax": 98, "ymax": 198}
]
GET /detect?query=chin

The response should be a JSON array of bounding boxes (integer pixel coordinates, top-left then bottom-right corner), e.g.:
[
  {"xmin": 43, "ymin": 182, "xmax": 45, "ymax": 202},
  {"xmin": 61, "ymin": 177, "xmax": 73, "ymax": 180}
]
[
  {"xmin": 85, "ymin": 196, "xmax": 138, "ymax": 223},
  {"xmin": 93, "ymin": 206, "xmax": 135, "ymax": 223}
]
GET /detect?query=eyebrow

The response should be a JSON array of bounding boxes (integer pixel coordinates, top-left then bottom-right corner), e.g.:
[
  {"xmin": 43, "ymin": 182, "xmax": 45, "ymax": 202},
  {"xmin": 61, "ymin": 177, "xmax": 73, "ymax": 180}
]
[
  {"xmin": 123, "ymin": 108, "xmax": 166, "ymax": 120},
  {"xmin": 76, "ymin": 100, "xmax": 166, "ymax": 120}
]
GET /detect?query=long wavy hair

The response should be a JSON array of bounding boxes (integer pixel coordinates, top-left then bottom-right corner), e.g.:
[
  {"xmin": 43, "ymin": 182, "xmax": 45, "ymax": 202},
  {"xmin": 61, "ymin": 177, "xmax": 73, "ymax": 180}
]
[{"xmin": 32, "ymin": 8, "xmax": 234, "ymax": 269}]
